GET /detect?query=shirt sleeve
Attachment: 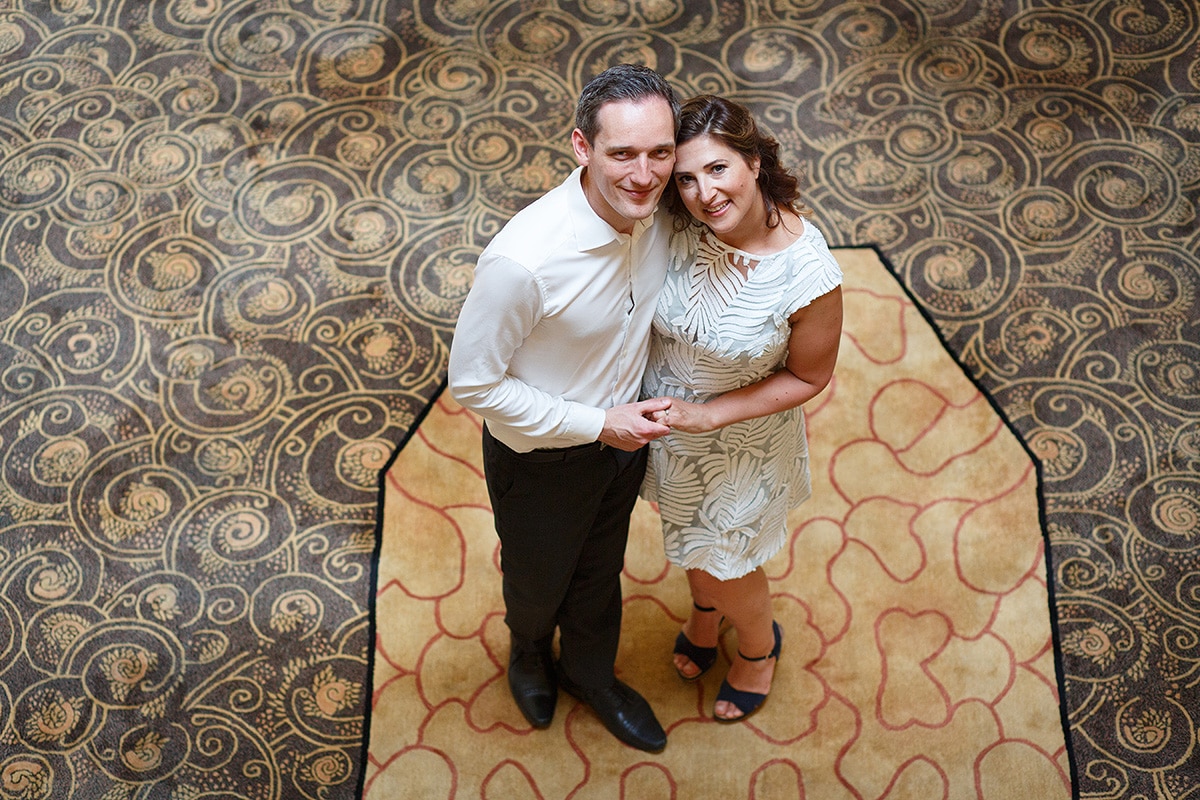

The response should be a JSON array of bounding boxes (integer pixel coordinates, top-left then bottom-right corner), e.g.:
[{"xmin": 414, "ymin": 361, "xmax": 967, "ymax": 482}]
[{"xmin": 447, "ymin": 253, "xmax": 606, "ymax": 448}]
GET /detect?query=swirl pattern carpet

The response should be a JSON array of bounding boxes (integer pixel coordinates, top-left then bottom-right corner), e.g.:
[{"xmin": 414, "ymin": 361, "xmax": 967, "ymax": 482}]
[{"xmin": 0, "ymin": 1, "xmax": 1196, "ymax": 799}]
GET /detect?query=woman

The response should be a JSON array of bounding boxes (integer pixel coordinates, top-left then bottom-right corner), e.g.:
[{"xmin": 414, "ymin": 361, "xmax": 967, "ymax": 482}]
[{"xmin": 641, "ymin": 95, "xmax": 843, "ymax": 722}]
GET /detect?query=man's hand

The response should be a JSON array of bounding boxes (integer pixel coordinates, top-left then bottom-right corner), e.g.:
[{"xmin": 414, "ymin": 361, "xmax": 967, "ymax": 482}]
[{"xmin": 598, "ymin": 397, "xmax": 673, "ymax": 451}]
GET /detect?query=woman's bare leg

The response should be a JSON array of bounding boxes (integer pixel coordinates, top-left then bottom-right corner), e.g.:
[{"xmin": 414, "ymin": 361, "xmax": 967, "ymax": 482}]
[{"xmin": 686, "ymin": 567, "xmax": 778, "ymax": 720}]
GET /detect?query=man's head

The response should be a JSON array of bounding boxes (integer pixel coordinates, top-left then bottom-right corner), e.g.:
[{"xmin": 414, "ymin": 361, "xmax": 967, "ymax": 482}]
[
  {"xmin": 574, "ymin": 64, "xmax": 680, "ymax": 144},
  {"xmin": 571, "ymin": 64, "xmax": 680, "ymax": 234}
]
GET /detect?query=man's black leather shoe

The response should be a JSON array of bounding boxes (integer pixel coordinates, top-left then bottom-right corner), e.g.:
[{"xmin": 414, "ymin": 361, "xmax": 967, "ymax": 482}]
[
  {"xmin": 508, "ymin": 642, "xmax": 557, "ymax": 728},
  {"xmin": 557, "ymin": 668, "xmax": 667, "ymax": 753}
]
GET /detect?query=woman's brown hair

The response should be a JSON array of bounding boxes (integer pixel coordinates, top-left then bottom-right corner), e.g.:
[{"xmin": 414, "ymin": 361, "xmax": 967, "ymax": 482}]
[{"xmin": 664, "ymin": 95, "xmax": 811, "ymax": 229}]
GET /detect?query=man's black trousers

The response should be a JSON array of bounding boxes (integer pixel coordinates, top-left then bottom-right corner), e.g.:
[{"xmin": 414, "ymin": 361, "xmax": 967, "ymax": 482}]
[{"xmin": 482, "ymin": 426, "xmax": 646, "ymax": 690}]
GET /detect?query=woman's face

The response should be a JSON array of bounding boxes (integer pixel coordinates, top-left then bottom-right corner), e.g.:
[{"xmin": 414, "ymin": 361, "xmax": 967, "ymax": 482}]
[{"xmin": 672, "ymin": 133, "xmax": 762, "ymax": 244}]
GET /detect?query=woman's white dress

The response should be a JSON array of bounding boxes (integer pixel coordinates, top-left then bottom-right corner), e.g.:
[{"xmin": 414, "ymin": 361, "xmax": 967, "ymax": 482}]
[{"xmin": 641, "ymin": 220, "xmax": 843, "ymax": 580}]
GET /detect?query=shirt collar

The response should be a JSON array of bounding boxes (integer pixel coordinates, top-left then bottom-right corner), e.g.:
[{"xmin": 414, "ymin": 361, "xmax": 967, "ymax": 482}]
[{"xmin": 567, "ymin": 166, "xmax": 649, "ymax": 251}]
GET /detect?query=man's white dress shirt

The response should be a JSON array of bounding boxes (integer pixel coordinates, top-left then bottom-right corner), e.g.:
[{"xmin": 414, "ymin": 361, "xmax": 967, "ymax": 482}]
[{"xmin": 448, "ymin": 166, "xmax": 670, "ymax": 452}]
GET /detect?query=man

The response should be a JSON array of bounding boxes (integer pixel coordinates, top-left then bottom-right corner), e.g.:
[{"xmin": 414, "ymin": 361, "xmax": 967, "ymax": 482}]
[{"xmin": 447, "ymin": 64, "xmax": 678, "ymax": 753}]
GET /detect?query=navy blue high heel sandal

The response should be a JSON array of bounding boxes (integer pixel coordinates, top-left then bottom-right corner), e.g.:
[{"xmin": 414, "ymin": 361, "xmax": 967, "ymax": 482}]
[
  {"xmin": 714, "ymin": 620, "xmax": 782, "ymax": 722},
  {"xmin": 672, "ymin": 603, "xmax": 720, "ymax": 681}
]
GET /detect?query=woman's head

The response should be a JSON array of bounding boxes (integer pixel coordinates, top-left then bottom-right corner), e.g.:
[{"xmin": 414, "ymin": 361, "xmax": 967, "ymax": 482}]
[{"xmin": 665, "ymin": 95, "xmax": 808, "ymax": 228}]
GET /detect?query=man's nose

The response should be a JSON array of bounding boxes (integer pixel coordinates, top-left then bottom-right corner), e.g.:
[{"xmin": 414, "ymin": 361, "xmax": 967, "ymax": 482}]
[{"xmin": 630, "ymin": 155, "xmax": 654, "ymax": 184}]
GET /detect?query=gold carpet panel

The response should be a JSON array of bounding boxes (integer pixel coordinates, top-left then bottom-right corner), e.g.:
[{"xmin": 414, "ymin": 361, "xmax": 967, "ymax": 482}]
[{"xmin": 369, "ymin": 249, "xmax": 1071, "ymax": 799}]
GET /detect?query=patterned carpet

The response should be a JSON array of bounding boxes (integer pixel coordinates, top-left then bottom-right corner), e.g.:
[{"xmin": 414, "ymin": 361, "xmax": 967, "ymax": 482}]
[{"xmin": 0, "ymin": 1, "xmax": 1197, "ymax": 798}]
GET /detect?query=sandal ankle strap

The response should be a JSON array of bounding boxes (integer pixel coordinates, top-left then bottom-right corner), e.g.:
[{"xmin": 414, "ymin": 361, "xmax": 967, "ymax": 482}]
[{"xmin": 736, "ymin": 621, "xmax": 783, "ymax": 663}]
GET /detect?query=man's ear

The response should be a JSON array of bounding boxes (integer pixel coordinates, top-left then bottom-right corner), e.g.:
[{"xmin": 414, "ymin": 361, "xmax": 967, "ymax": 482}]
[{"xmin": 571, "ymin": 128, "xmax": 591, "ymax": 166}]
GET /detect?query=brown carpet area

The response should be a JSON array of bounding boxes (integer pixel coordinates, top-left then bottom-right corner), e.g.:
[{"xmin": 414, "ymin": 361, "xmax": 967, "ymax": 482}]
[
  {"xmin": 369, "ymin": 248, "xmax": 1071, "ymax": 799},
  {"xmin": 1, "ymin": 1, "xmax": 1197, "ymax": 798}
]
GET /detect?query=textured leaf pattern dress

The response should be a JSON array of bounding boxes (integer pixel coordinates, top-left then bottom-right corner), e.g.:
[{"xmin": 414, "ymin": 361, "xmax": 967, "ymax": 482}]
[{"xmin": 641, "ymin": 220, "xmax": 843, "ymax": 580}]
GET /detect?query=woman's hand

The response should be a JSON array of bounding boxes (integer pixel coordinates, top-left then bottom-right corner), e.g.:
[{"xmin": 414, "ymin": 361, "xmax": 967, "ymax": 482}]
[{"xmin": 652, "ymin": 399, "xmax": 715, "ymax": 434}]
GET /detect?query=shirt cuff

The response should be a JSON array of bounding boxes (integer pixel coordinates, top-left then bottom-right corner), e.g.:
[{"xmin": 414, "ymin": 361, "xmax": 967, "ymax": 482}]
[{"xmin": 573, "ymin": 405, "xmax": 607, "ymax": 444}]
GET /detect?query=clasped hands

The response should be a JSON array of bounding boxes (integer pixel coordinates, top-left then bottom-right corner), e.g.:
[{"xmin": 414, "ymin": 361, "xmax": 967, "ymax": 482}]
[{"xmin": 598, "ymin": 396, "xmax": 710, "ymax": 451}]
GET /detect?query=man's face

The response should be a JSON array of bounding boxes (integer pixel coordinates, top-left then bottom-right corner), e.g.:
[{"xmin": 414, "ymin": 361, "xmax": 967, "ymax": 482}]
[{"xmin": 572, "ymin": 97, "xmax": 676, "ymax": 234}]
